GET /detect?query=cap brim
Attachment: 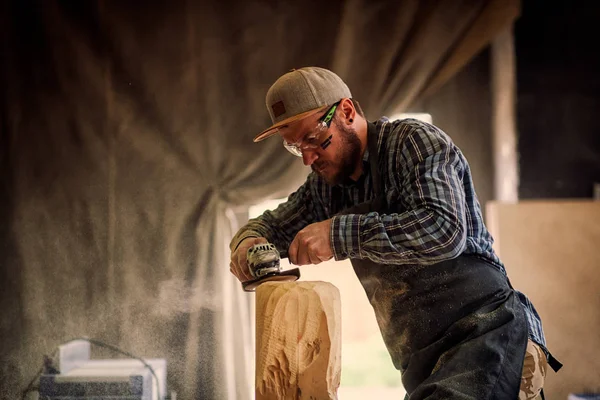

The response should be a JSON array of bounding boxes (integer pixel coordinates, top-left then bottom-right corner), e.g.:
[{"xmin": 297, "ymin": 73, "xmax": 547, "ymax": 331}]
[{"xmin": 253, "ymin": 105, "xmax": 329, "ymax": 143}]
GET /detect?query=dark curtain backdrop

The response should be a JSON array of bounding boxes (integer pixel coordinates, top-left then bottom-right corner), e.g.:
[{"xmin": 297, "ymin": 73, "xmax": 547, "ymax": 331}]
[
  {"xmin": 0, "ymin": 1, "xmax": 518, "ymax": 398},
  {"xmin": 516, "ymin": 0, "xmax": 600, "ymax": 199}
]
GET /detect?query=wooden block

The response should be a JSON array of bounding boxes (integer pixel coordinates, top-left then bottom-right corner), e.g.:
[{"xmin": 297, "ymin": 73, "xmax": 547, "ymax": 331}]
[{"xmin": 255, "ymin": 281, "xmax": 341, "ymax": 400}]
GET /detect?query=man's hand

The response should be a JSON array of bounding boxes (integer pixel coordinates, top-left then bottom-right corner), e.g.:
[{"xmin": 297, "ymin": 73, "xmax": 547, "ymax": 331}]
[
  {"xmin": 288, "ymin": 219, "xmax": 333, "ymax": 266},
  {"xmin": 230, "ymin": 237, "xmax": 268, "ymax": 282}
]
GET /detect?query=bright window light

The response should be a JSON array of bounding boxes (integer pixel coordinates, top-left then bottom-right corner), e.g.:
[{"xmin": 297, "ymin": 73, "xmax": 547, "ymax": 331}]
[
  {"xmin": 248, "ymin": 198, "xmax": 406, "ymax": 399},
  {"xmin": 389, "ymin": 112, "xmax": 432, "ymax": 124}
]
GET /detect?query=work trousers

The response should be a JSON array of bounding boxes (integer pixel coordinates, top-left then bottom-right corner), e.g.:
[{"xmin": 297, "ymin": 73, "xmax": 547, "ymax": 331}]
[{"xmin": 519, "ymin": 340, "xmax": 548, "ymax": 400}]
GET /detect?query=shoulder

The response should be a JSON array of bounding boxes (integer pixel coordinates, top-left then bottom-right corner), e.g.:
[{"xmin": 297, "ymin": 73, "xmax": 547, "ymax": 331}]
[
  {"xmin": 373, "ymin": 117, "xmax": 457, "ymax": 162},
  {"xmin": 374, "ymin": 117, "xmax": 455, "ymax": 151}
]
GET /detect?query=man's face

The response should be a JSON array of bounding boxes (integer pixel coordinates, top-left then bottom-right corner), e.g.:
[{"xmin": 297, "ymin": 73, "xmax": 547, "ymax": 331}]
[{"xmin": 279, "ymin": 111, "xmax": 362, "ymax": 186}]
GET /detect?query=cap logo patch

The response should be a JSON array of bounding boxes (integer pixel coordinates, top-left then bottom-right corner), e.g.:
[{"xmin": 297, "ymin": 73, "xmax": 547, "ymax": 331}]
[{"xmin": 271, "ymin": 101, "xmax": 286, "ymax": 118}]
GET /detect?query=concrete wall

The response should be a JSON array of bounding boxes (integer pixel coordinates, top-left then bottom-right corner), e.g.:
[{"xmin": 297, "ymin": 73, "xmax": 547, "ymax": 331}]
[{"xmin": 487, "ymin": 200, "xmax": 600, "ymax": 399}]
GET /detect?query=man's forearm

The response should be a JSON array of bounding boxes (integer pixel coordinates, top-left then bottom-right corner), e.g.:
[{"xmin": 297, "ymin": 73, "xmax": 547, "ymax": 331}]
[
  {"xmin": 229, "ymin": 179, "xmax": 324, "ymax": 257},
  {"xmin": 229, "ymin": 215, "xmax": 293, "ymax": 257},
  {"xmin": 330, "ymin": 208, "xmax": 466, "ymax": 265},
  {"xmin": 229, "ymin": 229, "xmax": 261, "ymax": 252},
  {"xmin": 229, "ymin": 219, "xmax": 274, "ymax": 251}
]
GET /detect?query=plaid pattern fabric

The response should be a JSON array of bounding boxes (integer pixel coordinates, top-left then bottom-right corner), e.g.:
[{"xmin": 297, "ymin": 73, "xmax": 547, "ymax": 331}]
[{"xmin": 231, "ymin": 117, "xmax": 547, "ymax": 349}]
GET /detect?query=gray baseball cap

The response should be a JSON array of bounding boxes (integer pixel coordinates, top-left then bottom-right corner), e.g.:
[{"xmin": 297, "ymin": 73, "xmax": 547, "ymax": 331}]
[{"xmin": 254, "ymin": 67, "xmax": 352, "ymax": 142}]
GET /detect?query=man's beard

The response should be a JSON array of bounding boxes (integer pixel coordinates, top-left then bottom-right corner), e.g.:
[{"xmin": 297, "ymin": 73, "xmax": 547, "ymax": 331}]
[{"xmin": 312, "ymin": 121, "xmax": 362, "ymax": 186}]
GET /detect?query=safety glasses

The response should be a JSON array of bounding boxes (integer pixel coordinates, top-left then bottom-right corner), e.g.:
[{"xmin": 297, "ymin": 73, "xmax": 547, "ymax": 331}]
[{"xmin": 282, "ymin": 101, "xmax": 339, "ymax": 157}]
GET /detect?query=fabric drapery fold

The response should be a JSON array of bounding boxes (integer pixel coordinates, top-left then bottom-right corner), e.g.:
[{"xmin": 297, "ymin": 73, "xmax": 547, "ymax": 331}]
[
  {"xmin": 0, "ymin": 0, "xmax": 518, "ymax": 398},
  {"xmin": 332, "ymin": 0, "xmax": 520, "ymax": 117}
]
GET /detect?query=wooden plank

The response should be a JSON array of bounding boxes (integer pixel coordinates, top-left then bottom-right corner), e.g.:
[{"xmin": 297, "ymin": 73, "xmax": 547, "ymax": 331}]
[
  {"xmin": 255, "ymin": 281, "xmax": 341, "ymax": 400},
  {"xmin": 486, "ymin": 200, "xmax": 600, "ymax": 399}
]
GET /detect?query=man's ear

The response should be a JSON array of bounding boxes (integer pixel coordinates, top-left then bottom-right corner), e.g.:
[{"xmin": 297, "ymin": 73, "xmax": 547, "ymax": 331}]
[{"xmin": 339, "ymin": 98, "xmax": 356, "ymax": 124}]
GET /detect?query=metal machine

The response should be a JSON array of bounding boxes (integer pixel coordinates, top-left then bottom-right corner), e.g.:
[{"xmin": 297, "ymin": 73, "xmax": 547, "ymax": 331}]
[
  {"xmin": 242, "ymin": 243, "xmax": 300, "ymax": 292},
  {"xmin": 38, "ymin": 340, "xmax": 168, "ymax": 400}
]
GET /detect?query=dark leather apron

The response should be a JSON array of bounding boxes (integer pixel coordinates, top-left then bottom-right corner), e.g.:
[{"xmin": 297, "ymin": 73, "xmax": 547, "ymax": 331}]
[{"xmin": 337, "ymin": 123, "xmax": 528, "ymax": 399}]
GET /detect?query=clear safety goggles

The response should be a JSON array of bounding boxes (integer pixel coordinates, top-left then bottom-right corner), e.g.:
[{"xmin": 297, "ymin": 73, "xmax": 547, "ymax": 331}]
[{"xmin": 282, "ymin": 102, "xmax": 339, "ymax": 157}]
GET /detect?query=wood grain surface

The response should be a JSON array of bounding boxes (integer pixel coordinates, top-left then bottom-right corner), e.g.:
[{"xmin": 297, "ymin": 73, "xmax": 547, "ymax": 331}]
[{"xmin": 255, "ymin": 281, "xmax": 341, "ymax": 400}]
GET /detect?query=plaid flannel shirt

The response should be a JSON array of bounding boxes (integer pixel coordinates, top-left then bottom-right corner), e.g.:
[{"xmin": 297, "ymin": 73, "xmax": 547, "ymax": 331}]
[{"xmin": 231, "ymin": 117, "xmax": 547, "ymax": 350}]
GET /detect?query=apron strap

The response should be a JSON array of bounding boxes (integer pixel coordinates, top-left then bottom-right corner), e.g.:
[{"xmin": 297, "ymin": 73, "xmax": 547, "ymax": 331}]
[
  {"xmin": 366, "ymin": 121, "xmax": 386, "ymax": 209},
  {"xmin": 547, "ymin": 353, "xmax": 563, "ymax": 372}
]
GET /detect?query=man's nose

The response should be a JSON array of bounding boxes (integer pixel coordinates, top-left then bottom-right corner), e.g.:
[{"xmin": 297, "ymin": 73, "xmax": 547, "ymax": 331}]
[{"xmin": 302, "ymin": 150, "xmax": 318, "ymax": 166}]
